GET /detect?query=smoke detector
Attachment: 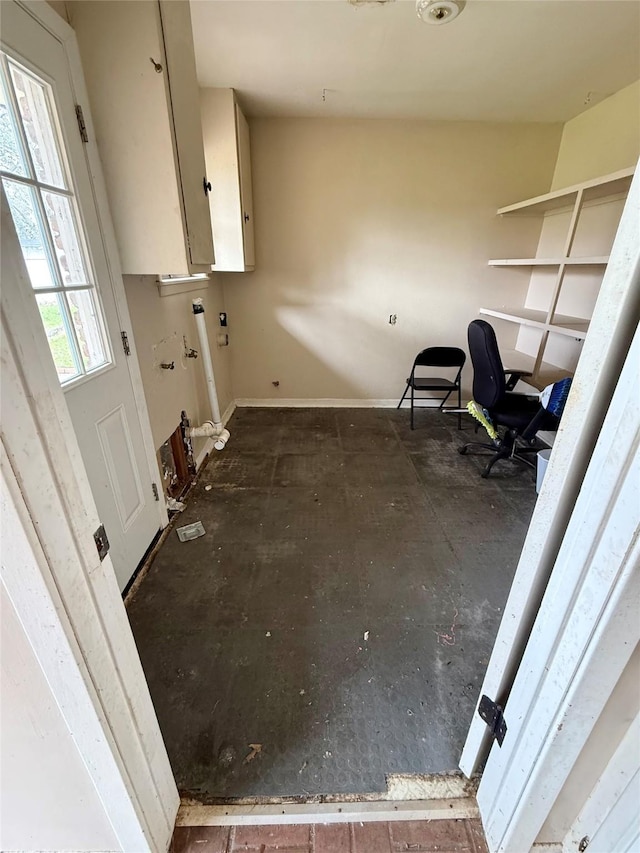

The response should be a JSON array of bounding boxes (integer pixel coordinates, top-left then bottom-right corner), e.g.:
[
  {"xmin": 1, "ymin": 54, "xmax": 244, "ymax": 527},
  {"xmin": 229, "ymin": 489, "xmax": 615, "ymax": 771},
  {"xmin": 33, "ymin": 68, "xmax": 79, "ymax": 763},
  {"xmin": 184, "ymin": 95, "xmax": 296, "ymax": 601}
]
[{"xmin": 416, "ymin": 0, "xmax": 466, "ymax": 24}]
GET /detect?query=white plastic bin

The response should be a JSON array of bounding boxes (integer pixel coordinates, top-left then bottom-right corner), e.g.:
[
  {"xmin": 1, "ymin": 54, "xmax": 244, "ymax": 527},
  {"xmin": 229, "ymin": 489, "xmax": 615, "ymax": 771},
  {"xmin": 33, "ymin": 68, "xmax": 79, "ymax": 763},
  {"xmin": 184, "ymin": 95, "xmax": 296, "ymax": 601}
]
[{"xmin": 536, "ymin": 448, "xmax": 552, "ymax": 494}]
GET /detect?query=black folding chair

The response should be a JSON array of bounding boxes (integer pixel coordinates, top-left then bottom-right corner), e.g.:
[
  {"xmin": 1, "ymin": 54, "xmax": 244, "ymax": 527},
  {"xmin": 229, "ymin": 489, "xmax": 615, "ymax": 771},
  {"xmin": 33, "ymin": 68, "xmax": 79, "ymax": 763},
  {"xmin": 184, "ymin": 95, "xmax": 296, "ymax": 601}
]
[{"xmin": 397, "ymin": 347, "xmax": 466, "ymax": 429}]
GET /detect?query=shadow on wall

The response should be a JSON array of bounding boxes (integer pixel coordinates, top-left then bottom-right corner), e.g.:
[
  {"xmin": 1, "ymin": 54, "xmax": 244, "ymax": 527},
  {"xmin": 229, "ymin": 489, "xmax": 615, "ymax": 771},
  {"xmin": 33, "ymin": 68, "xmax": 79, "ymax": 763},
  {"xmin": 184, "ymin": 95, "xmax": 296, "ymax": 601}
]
[
  {"xmin": 226, "ymin": 193, "xmax": 491, "ymax": 401},
  {"xmin": 222, "ymin": 119, "xmax": 557, "ymax": 402}
]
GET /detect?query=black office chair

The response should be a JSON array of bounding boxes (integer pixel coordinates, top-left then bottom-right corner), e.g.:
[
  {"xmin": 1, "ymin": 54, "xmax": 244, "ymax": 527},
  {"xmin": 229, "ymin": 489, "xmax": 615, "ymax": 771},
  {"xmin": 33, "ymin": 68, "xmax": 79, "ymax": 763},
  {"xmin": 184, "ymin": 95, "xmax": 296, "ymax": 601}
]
[
  {"xmin": 459, "ymin": 320, "xmax": 558, "ymax": 478},
  {"xmin": 398, "ymin": 347, "xmax": 466, "ymax": 429}
]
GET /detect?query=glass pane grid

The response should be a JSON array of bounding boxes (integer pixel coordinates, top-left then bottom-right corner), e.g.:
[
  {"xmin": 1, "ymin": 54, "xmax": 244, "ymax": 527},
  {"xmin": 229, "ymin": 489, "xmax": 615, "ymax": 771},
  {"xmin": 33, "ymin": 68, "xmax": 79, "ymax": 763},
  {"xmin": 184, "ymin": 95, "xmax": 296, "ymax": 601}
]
[
  {"xmin": 8, "ymin": 60, "xmax": 67, "ymax": 190},
  {"xmin": 0, "ymin": 73, "xmax": 28, "ymax": 177},
  {"xmin": 1, "ymin": 51, "xmax": 111, "ymax": 385},
  {"xmin": 3, "ymin": 177, "xmax": 58, "ymax": 288}
]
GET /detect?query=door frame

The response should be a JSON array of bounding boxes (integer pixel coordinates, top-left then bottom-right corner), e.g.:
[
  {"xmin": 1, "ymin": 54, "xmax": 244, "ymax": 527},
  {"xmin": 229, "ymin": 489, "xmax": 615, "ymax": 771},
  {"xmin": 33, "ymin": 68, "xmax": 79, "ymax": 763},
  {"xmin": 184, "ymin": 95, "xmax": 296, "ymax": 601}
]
[
  {"xmin": 477, "ymin": 319, "xmax": 640, "ymax": 852},
  {"xmin": 2, "ymin": 189, "xmax": 179, "ymax": 848},
  {"xmin": 4, "ymin": 0, "xmax": 640, "ymax": 845},
  {"xmin": 2, "ymin": 2, "xmax": 175, "ymax": 849}
]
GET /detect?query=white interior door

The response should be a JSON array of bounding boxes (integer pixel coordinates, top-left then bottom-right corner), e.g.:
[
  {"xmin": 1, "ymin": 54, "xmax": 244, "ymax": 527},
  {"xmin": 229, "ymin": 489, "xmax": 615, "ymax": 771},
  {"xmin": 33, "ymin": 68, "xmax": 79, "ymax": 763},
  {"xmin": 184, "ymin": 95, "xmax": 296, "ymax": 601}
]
[
  {"xmin": 474, "ymin": 321, "xmax": 639, "ymax": 853},
  {"xmin": 1, "ymin": 1, "xmax": 161, "ymax": 589},
  {"xmin": 461, "ymin": 167, "xmax": 640, "ymax": 852}
]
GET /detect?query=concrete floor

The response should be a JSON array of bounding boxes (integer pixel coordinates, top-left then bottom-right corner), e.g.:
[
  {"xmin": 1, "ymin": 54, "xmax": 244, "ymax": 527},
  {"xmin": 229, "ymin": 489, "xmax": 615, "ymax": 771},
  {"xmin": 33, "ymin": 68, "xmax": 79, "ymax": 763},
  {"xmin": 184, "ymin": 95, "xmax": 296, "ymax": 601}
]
[{"xmin": 127, "ymin": 407, "xmax": 536, "ymax": 800}]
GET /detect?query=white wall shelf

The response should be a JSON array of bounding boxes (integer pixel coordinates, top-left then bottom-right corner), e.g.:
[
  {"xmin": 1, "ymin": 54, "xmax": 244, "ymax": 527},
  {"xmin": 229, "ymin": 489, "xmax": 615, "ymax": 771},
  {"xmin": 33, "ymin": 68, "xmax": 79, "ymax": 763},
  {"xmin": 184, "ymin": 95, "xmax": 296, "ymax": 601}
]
[
  {"xmin": 501, "ymin": 349, "xmax": 568, "ymax": 391},
  {"xmin": 482, "ymin": 165, "xmax": 634, "ymax": 391},
  {"xmin": 488, "ymin": 256, "xmax": 609, "ymax": 267},
  {"xmin": 496, "ymin": 167, "xmax": 634, "ymax": 217},
  {"xmin": 480, "ymin": 308, "xmax": 589, "ymax": 339}
]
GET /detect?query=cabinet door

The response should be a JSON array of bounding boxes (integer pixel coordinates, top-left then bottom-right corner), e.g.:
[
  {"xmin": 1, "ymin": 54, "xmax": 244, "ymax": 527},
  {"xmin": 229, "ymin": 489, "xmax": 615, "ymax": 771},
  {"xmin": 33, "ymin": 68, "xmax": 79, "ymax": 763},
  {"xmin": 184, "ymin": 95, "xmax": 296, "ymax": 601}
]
[
  {"xmin": 236, "ymin": 105, "xmax": 255, "ymax": 269},
  {"xmin": 159, "ymin": 0, "xmax": 214, "ymax": 268},
  {"xmin": 72, "ymin": 0, "xmax": 187, "ymax": 274}
]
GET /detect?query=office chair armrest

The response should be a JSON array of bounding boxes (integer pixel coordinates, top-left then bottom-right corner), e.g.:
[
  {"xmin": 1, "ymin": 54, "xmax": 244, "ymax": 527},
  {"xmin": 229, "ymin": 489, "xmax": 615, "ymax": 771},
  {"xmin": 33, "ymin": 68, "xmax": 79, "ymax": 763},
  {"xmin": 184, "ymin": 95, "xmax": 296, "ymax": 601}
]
[{"xmin": 504, "ymin": 369, "xmax": 533, "ymax": 391}]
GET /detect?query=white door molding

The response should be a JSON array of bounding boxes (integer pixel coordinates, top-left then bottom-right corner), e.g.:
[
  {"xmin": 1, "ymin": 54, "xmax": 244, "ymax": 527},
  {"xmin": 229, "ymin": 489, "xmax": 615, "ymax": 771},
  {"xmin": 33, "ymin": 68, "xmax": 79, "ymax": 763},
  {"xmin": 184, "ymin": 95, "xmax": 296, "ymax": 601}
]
[
  {"xmin": 461, "ymin": 162, "xmax": 640, "ymax": 776},
  {"xmin": 1, "ymin": 169, "xmax": 178, "ymax": 852}
]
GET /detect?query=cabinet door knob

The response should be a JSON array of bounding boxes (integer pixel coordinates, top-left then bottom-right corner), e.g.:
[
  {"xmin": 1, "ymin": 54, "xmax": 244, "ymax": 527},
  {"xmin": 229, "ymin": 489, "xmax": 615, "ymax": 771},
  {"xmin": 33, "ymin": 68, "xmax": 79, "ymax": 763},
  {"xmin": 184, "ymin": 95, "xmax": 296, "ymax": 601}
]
[
  {"xmin": 203, "ymin": 178, "xmax": 212, "ymax": 196},
  {"xmin": 244, "ymin": 212, "xmax": 250, "ymax": 222}
]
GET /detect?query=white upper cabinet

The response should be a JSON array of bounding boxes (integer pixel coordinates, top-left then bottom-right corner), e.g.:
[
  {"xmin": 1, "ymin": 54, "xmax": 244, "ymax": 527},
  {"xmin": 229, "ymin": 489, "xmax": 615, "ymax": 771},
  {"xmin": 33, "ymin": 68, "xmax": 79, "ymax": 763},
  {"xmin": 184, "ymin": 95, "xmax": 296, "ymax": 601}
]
[
  {"xmin": 72, "ymin": 0, "xmax": 215, "ymax": 276},
  {"xmin": 200, "ymin": 89, "xmax": 255, "ymax": 272}
]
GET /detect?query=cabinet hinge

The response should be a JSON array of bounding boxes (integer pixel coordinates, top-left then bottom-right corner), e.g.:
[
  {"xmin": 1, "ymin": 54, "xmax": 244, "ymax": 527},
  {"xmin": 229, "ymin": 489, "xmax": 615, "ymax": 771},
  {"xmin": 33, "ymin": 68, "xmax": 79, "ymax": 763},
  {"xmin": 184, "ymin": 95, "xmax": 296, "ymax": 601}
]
[
  {"xmin": 478, "ymin": 694, "xmax": 507, "ymax": 747},
  {"xmin": 75, "ymin": 104, "xmax": 89, "ymax": 143},
  {"xmin": 152, "ymin": 482, "xmax": 160, "ymax": 502},
  {"xmin": 121, "ymin": 330, "xmax": 131, "ymax": 356},
  {"xmin": 93, "ymin": 524, "xmax": 109, "ymax": 561}
]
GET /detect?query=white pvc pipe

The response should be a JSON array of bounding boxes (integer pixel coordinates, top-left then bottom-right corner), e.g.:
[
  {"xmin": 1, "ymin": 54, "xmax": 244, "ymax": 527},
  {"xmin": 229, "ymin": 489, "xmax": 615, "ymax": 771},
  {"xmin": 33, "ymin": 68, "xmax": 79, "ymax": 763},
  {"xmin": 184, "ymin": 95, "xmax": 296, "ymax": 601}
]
[
  {"xmin": 192, "ymin": 298, "xmax": 221, "ymax": 426},
  {"xmin": 213, "ymin": 428, "xmax": 230, "ymax": 451},
  {"xmin": 188, "ymin": 420, "xmax": 217, "ymax": 438}
]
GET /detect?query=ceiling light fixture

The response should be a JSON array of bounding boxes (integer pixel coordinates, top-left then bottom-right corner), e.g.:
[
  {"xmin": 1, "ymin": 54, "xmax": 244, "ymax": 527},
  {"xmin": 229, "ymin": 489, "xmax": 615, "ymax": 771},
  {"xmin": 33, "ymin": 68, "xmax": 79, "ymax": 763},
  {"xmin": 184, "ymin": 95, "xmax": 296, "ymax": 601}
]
[{"xmin": 416, "ymin": 0, "xmax": 465, "ymax": 25}]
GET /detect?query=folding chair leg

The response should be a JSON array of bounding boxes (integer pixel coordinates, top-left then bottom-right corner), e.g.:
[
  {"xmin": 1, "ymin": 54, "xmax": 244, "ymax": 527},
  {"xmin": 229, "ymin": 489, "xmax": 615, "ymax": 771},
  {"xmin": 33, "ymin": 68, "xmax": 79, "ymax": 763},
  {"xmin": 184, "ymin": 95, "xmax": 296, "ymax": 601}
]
[
  {"xmin": 410, "ymin": 384, "xmax": 415, "ymax": 430},
  {"xmin": 457, "ymin": 384, "xmax": 462, "ymax": 430},
  {"xmin": 397, "ymin": 383, "xmax": 410, "ymax": 410}
]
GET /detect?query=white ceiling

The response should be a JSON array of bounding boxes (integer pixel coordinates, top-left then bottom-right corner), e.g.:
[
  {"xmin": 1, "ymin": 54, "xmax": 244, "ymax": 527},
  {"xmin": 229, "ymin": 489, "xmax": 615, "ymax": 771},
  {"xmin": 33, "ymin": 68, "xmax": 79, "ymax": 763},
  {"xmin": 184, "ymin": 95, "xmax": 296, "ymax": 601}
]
[{"xmin": 191, "ymin": 0, "xmax": 640, "ymax": 122}]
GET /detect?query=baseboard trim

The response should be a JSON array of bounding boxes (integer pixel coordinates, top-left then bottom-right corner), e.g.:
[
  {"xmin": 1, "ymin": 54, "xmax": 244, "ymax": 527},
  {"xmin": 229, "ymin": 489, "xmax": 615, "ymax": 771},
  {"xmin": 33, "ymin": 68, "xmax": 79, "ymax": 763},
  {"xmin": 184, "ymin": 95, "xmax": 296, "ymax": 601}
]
[
  {"xmin": 234, "ymin": 398, "xmax": 453, "ymax": 409},
  {"xmin": 221, "ymin": 399, "xmax": 237, "ymax": 425}
]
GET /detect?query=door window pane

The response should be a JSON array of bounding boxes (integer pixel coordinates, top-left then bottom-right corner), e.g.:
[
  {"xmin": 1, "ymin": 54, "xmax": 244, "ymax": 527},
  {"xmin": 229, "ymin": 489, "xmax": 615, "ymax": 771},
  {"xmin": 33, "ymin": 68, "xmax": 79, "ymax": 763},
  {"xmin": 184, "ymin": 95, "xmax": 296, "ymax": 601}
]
[
  {"xmin": 42, "ymin": 190, "xmax": 89, "ymax": 285},
  {"xmin": 0, "ymin": 74, "xmax": 28, "ymax": 176},
  {"xmin": 3, "ymin": 178, "xmax": 57, "ymax": 288},
  {"xmin": 2, "ymin": 53, "xmax": 111, "ymax": 385},
  {"xmin": 67, "ymin": 288, "xmax": 108, "ymax": 371},
  {"xmin": 35, "ymin": 291, "xmax": 81, "ymax": 382},
  {"xmin": 9, "ymin": 61, "xmax": 66, "ymax": 189}
]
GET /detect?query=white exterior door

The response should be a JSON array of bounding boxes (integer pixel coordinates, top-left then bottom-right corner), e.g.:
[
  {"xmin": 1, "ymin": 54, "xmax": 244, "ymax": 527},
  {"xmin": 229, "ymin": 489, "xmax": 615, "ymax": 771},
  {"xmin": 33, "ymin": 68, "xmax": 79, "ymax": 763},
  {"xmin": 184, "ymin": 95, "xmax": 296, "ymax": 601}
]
[{"xmin": 1, "ymin": 1, "xmax": 161, "ymax": 589}]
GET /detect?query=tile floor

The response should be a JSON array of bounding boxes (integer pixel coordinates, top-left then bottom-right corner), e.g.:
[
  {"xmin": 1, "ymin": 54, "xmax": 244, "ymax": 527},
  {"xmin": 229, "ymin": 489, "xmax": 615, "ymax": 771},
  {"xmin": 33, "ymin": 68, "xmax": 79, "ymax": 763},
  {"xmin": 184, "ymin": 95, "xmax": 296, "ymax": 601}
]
[
  {"xmin": 127, "ymin": 408, "xmax": 536, "ymax": 799},
  {"xmin": 170, "ymin": 818, "xmax": 489, "ymax": 852}
]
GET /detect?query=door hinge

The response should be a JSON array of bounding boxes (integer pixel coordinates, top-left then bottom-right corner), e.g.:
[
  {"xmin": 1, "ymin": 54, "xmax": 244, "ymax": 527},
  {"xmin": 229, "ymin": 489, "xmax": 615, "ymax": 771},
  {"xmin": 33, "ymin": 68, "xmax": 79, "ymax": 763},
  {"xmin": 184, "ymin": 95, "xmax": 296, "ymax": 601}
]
[
  {"xmin": 152, "ymin": 482, "xmax": 160, "ymax": 501},
  {"xmin": 93, "ymin": 524, "xmax": 110, "ymax": 561},
  {"xmin": 121, "ymin": 330, "xmax": 131, "ymax": 356},
  {"xmin": 75, "ymin": 104, "xmax": 89, "ymax": 143},
  {"xmin": 478, "ymin": 694, "xmax": 507, "ymax": 747}
]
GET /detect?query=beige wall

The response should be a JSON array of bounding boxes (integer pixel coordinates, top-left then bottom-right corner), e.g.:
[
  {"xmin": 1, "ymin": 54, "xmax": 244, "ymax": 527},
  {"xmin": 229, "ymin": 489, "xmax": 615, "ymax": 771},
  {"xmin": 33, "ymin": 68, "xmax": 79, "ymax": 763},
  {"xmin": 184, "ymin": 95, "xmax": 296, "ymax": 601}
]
[
  {"xmin": 45, "ymin": 0, "xmax": 69, "ymax": 22},
  {"xmin": 221, "ymin": 119, "xmax": 562, "ymax": 402},
  {"xmin": 551, "ymin": 79, "xmax": 640, "ymax": 189},
  {"xmin": 123, "ymin": 277, "xmax": 232, "ymax": 454}
]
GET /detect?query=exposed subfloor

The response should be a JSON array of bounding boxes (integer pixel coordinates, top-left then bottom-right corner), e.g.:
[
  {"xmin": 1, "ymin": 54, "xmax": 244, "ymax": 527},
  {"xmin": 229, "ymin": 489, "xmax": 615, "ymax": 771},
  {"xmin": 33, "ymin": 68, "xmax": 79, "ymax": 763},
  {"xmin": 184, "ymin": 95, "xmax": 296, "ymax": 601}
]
[{"xmin": 127, "ymin": 408, "xmax": 537, "ymax": 800}]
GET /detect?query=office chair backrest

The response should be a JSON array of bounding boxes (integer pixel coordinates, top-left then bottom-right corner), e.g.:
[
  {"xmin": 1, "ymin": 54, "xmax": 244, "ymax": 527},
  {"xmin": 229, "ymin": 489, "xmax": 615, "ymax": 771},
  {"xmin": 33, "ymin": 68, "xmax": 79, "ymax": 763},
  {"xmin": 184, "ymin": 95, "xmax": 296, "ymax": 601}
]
[
  {"xmin": 413, "ymin": 347, "xmax": 466, "ymax": 370},
  {"xmin": 468, "ymin": 320, "xmax": 505, "ymax": 409}
]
